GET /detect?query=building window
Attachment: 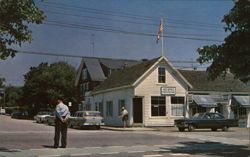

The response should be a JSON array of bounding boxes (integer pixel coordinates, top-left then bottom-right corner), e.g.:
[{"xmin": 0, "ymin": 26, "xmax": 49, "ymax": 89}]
[
  {"xmin": 106, "ymin": 101, "xmax": 113, "ymax": 117},
  {"xmin": 158, "ymin": 67, "xmax": 166, "ymax": 83},
  {"xmin": 239, "ymin": 108, "xmax": 247, "ymax": 118},
  {"xmin": 118, "ymin": 99, "xmax": 125, "ymax": 115},
  {"xmin": 171, "ymin": 97, "xmax": 184, "ymax": 116},
  {"xmin": 151, "ymin": 96, "xmax": 166, "ymax": 116},
  {"xmin": 99, "ymin": 102, "xmax": 103, "ymax": 116},
  {"xmin": 82, "ymin": 69, "xmax": 88, "ymax": 80}
]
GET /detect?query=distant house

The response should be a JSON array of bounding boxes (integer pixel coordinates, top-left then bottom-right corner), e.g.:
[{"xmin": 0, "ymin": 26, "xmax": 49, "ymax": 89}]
[
  {"xmin": 91, "ymin": 56, "xmax": 250, "ymax": 127},
  {"xmin": 74, "ymin": 57, "xmax": 139, "ymax": 111}
]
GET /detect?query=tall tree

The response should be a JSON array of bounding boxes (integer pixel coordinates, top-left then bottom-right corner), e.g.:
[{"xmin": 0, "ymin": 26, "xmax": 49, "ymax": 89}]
[
  {"xmin": 5, "ymin": 86, "xmax": 23, "ymax": 107},
  {"xmin": 23, "ymin": 62, "xmax": 77, "ymax": 111},
  {"xmin": 0, "ymin": 77, "xmax": 5, "ymax": 88},
  {"xmin": 197, "ymin": 0, "xmax": 250, "ymax": 82},
  {"xmin": 0, "ymin": 0, "xmax": 45, "ymax": 59}
]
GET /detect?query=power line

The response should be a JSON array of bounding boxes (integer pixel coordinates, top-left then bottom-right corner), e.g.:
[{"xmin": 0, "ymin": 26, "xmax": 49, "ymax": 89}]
[
  {"xmin": 43, "ymin": 20, "xmax": 224, "ymax": 42},
  {"xmin": 16, "ymin": 50, "xmax": 206, "ymax": 64},
  {"xmin": 43, "ymin": 9, "xmax": 225, "ymax": 32},
  {"xmin": 38, "ymin": 1, "xmax": 225, "ymax": 29}
]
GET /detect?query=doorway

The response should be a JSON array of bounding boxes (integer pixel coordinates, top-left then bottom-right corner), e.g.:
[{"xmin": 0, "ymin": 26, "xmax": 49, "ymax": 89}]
[{"xmin": 133, "ymin": 97, "xmax": 143, "ymax": 123}]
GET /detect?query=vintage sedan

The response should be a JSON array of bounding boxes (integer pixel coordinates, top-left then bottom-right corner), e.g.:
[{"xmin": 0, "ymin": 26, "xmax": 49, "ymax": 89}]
[
  {"xmin": 174, "ymin": 112, "xmax": 238, "ymax": 132},
  {"xmin": 68, "ymin": 111, "xmax": 104, "ymax": 129},
  {"xmin": 45, "ymin": 112, "xmax": 55, "ymax": 126},
  {"xmin": 11, "ymin": 110, "xmax": 29, "ymax": 119},
  {"xmin": 34, "ymin": 111, "xmax": 51, "ymax": 123}
]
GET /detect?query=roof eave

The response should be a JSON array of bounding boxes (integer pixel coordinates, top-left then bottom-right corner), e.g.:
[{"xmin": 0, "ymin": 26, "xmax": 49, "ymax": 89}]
[{"xmin": 92, "ymin": 85, "xmax": 133, "ymax": 95}]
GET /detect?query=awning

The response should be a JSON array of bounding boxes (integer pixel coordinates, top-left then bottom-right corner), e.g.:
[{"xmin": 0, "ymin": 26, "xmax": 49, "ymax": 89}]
[
  {"xmin": 192, "ymin": 95, "xmax": 217, "ymax": 108},
  {"xmin": 232, "ymin": 96, "xmax": 250, "ymax": 108}
]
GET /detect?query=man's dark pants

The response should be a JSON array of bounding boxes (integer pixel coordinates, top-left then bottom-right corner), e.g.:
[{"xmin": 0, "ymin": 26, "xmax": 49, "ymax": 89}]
[{"xmin": 54, "ymin": 118, "xmax": 68, "ymax": 148}]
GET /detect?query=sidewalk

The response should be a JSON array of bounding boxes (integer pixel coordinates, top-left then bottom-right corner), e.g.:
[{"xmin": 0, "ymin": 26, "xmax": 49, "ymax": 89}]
[{"xmin": 101, "ymin": 126, "xmax": 158, "ymax": 131}]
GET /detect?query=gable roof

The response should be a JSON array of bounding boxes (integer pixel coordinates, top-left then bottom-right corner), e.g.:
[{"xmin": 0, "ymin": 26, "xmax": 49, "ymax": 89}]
[
  {"xmin": 92, "ymin": 56, "xmax": 192, "ymax": 94},
  {"xmin": 179, "ymin": 70, "xmax": 250, "ymax": 92},
  {"xmin": 84, "ymin": 58, "xmax": 106, "ymax": 81},
  {"xmin": 92, "ymin": 57, "xmax": 160, "ymax": 93},
  {"xmin": 74, "ymin": 56, "xmax": 139, "ymax": 86}
]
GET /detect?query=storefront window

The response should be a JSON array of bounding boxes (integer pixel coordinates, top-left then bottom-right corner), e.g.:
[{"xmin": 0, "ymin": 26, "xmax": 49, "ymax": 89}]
[
  {"xmin": 239, "ymin": 108, "xmax": 247, "ymax": 118},
  {"xmin": 151, "ymin": 96, "xmax": 166, "ymax": 116},
  {"xmin": 171, "ymin": 97, "xmax": 184, "ymax": 116}
]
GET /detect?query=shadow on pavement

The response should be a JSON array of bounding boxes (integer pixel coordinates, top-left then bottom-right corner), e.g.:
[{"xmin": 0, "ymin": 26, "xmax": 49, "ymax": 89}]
[
  {"xmin": 42, "ymin": 145, "xmax": 55, "ymax": 148},
  {"xmin": 0, "ymin": 147, "xmax": 20, "ymax": 153},
  {"xmin": 160, "ymin": 141, "xmax": 250, "ymax": 157}
]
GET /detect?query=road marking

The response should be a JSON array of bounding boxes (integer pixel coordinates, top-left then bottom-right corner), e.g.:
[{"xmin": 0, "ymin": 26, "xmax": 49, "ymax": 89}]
[
  {"xmin": 128, "ymin": 151, "xmax": 145, "ymax": 153},
  {"xmin": 39, "ymin": 155, "xmax": 60, "ymax": 157},
  {"xmin": 71, "ymin": 153, "xmax": 91, "ymax": 156},
  {"xmin": 170, "ymin": 153, "xmax": 190, "ymax": 156},
  {"xmin": 99, "ymin": 152, "xmax": 119, "ymax": 154}
]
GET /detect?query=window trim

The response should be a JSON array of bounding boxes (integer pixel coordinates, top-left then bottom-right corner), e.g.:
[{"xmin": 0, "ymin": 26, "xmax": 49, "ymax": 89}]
[{"xmin": 151, "ymin": 96, "xmax": 166, "ymax": 117}]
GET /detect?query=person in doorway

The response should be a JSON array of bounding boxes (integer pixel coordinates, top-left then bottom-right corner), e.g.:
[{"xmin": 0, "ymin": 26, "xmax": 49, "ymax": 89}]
[
  {"xmin": 54, "ymin": 97, "xmax": 70, "ymax": 148},
  {"xmin": 121, "ymin": 107, "xmax": 128, "ymax": 128}
]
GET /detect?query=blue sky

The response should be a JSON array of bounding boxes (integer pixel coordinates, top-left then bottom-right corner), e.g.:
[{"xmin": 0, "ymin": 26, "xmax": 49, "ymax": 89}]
[{"xmin": 0, "ymin": 0, "xmax": 234, "ymax": 86}]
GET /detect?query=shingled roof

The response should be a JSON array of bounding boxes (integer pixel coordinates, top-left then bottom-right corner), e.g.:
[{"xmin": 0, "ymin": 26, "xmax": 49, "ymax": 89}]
[
  {"xmin": 74, "ymin": 56, "xmax": 139, "ymax": 86},
  {"xmin": 179, "ymin": 70, "xmax": 250, "ymax": 92},
  {"xmin": 93, "ymin": 57, "xmax": 160, "ymax": 93}
]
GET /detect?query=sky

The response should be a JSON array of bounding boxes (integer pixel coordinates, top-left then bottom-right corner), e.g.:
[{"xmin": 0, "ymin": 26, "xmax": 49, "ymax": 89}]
[{"xmin": 0, "ymin": 0, "xmax": 235, "ymax": 86}]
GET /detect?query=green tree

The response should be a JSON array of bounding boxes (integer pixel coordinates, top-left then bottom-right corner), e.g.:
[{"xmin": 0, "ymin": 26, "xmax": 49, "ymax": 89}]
[
  {"xmin": 5, "ymin": 86, "xmax": 23, "ymax": 107},
  {"xmin": 197, "ymin": 0, "xmax": 250, "ymax": 82},
  {"xmin": 0, "ymin": 77, "xmax": 5, "ymax": 88},
  {"xmin": 23, "ymin": 62, "xmax": 77, "ymax": 112},
  {"xmin": 0, "ymin": 0, "xmax": 45, "ymax": 59}
]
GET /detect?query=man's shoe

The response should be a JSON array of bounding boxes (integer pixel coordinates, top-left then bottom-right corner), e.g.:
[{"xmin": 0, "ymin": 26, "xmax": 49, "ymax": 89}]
[
  {"xmin": 53, "ymin": 145, "xmax": 58, "ymax": 149},
  {"xmin": 60, "ymin": 146, "xmax": 66, "ymax": 148}
]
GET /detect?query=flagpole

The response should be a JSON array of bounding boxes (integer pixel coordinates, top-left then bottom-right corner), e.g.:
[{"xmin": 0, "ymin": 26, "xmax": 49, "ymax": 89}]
[{"xmin": 161, "ymin": 18, "xmax": 164, "ymax": 57}]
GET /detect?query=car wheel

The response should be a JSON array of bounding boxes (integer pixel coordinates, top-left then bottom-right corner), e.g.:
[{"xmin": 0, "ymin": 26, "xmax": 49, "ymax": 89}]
[
  {"xmin": 188, "ymin": 125, "xmax": 194, "ymax": 132},
  {"xmin": 211, "ymin": 128, "xmax": 217, "ymax": 131},
  {"xmin": 222, "ymin": 126, "xmax": 228, "ymax": 131},
  {"xmin": 178, "ymin": 127, "xmax": 185, "ymax": 132}
]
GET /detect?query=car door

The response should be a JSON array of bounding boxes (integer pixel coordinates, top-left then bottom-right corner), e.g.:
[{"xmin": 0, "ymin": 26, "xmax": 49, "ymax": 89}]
[
  {"xmin": 211, "ymin": 113, "xmax": 224, "ymax": 128},
  {"xmin": 199, "ymin": 113, "xmax": 212, "ymax": 128}
]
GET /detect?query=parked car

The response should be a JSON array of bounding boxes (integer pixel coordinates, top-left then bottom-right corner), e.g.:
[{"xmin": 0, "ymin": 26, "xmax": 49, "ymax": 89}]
[
  {"xmin": 34, "ymin": 111, "xmax": 51, "ymax": 123},
  {"xmin": 0, "ymin": 108, "xmax": 5, "ymax": 115},
  {"xmin": 45, "ymin": 112, "xmax": 55, "ymax": 126},
  {"xmin": 68, "ymin": 111, "xmax": 104, "ymax": 129},
  {"xmin": 11, "ymin": 110, "xmax": 29, "ymax": 119},
  {"xmin": 174, "ymin": 112, "xmax": 238, "ymax": 132}
]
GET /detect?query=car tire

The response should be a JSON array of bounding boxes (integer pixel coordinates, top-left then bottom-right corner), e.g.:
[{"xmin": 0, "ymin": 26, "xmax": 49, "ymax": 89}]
[
  {"xmin": 222, "ymin": 126, "xmax": 229, "ymax": 131},
  {"xmin": 188, "ymin": 125, "xmax": 194, "ymax": 132},
  {"xmin": 211, "ymin": 128, "xmax": 217, "ymax": 131},
  {"xmin": 178, "ymin": 127, "xmax": 185, "ymax": 132}
]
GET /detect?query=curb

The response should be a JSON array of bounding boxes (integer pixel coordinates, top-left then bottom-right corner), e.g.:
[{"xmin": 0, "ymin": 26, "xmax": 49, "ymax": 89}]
[{"xmin": 101, "ymin": 126, "xmax": 158, "ymax": 131}]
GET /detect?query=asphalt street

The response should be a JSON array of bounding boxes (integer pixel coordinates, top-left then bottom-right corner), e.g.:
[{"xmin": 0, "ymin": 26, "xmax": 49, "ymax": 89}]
[{"xmin": 0, "ymin": 115, "xmax": 250, "ymax": 157}]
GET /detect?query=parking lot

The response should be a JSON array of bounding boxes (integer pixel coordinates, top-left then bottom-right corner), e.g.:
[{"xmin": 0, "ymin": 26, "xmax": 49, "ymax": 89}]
[{"xmin": 1, "ymin": 114, "xmax": 250, "ymax": 157}]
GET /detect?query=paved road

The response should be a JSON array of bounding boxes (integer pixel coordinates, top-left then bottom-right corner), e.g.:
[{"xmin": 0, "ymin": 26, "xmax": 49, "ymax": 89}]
[{"xmin": 1, "ymin": 115, "xmax": 250, "ymax": 157}]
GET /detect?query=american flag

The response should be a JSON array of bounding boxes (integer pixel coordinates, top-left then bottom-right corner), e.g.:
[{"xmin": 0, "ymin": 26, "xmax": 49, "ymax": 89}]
[{"xmin": 156, "ymin": 21, "xmax": 163, "ymax": 43}]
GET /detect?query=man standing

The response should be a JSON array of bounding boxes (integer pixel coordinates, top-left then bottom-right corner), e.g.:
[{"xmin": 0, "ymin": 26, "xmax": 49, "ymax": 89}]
[
  {"xmin": 54, "ymin": 97, "xmax": 70, "ymax": 148},
  {"xmin": 121, "ymin": 107, "xmax": 128, "ymax": 128}
]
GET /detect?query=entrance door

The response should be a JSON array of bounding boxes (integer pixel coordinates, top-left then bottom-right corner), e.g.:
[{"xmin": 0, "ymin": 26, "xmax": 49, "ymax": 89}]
[{"xmin": 133, "ymin": 97, "xmax": 143, "ymax": 123}]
